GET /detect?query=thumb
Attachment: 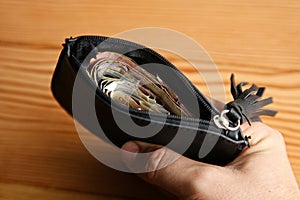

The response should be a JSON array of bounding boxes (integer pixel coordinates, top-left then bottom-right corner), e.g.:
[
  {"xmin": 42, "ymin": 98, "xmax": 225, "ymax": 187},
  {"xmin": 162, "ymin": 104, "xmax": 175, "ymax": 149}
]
[{"xmin": 121, "ymin": 141, "xmax": 212, "ymax": 198}]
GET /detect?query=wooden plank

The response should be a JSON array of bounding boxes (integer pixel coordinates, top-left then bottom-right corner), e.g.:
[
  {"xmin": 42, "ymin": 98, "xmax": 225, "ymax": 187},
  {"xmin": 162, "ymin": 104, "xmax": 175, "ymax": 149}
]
[
  {"xmin": 1, "ymin": 0, "xmax": 299, "ymax": 68},
  {"xmin": 0, "ymin": 182, "xmax": 133, "ymax": 200}
]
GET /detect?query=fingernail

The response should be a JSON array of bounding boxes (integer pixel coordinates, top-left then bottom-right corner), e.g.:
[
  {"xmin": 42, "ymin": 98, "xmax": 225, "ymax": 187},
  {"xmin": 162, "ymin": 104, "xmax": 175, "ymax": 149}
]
[
  {"xmin": 122, "ymin": 141, "xmax": 140, "ymax": 153},
  {"xmin": 134, "ymin": 141, "xmax": 161, "ymax": 153},
  {"xmin": 121, "ymin": 141, "xmax": 140, "ymax": 168}
]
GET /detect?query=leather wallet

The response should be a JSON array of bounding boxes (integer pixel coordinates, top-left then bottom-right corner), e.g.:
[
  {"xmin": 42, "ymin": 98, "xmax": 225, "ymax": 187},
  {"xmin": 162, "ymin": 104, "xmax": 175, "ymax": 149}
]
[{"xmin": 51, "ymin": 36, "xmax": 276, "ymax": 165}]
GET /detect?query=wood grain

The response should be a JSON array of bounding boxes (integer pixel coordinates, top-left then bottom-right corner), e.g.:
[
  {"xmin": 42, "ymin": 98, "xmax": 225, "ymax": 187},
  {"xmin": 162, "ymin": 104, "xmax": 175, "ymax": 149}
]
[
  {"xmin": 0, "ymin": 182, "xmax": 130, "ymax": 200},
  {"xmin": 1, "ymin": 0, "xmax": 299, "ymax": 199}
]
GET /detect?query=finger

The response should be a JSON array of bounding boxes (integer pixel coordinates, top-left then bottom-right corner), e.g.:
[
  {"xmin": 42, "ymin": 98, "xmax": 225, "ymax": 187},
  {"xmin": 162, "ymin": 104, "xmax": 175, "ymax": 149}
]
[
  {"xmin": 241, "ymin": 122, "xmax": 285, "ymax": 148},
  {"xmin": 121, "ymin": 141, "xmax": 213, "ymax": 198},
  {"xmin": 240, "ymin": 121, "xmax": 251, "ymax": 132},
  {"xmin": 227, "ymin": 122, "xmax": 287, "ymax": 169}
]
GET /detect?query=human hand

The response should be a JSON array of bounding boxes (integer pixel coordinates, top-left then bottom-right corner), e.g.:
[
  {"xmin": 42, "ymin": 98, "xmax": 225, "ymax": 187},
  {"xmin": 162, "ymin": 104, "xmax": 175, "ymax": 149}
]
[{"xmin": 121, "ymin": 122, "xmax": 300, "ymax": 200}]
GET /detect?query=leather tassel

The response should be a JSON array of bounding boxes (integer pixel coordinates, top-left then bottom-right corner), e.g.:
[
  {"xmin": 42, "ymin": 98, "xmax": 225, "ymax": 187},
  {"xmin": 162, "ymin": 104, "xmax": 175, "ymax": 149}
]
[{"xmin": 224, "ymin": 74, "xmax": 277, "ymax": 125}]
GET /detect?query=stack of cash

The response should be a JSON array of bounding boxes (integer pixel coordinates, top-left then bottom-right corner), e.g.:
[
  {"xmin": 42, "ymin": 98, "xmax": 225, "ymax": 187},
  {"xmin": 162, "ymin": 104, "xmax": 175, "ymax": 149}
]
[{"xmin": 87, "ymin": 51, "xmax": 191, "ymax": 117}]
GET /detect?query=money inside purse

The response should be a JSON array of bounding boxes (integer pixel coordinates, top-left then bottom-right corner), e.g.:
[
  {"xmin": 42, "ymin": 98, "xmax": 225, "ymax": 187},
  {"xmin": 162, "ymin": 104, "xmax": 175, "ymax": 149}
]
[{"xmin": 87, "ymin": 52, "xmax": 192, "ymax": 117}]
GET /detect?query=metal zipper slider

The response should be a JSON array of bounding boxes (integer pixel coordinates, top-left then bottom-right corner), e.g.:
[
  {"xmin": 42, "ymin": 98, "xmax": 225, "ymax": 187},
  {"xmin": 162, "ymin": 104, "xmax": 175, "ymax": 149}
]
[{"xmin": 213, "ymin": 110, "xmax": 240, "ymax": 131}]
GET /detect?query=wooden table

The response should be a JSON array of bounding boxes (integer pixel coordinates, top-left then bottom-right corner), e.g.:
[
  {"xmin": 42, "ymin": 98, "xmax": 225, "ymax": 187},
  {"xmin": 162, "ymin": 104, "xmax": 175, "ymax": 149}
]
[{"xmin": 1, "ymin": 0, "xmax": 299, "ymax": 199}]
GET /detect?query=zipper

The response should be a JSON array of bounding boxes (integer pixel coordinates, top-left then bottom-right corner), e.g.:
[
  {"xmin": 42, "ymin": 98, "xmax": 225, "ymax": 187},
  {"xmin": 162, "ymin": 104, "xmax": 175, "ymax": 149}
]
[{"xmin": 65, "ymin": 36, "xmax": 245, "ymax": 141}]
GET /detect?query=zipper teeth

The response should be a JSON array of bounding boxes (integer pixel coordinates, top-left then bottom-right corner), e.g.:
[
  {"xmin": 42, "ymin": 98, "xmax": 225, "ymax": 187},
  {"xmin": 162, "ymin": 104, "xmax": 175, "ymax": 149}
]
[{"xmin": 67, "ymin": 36, "xmax": 221, "ymax": 127}]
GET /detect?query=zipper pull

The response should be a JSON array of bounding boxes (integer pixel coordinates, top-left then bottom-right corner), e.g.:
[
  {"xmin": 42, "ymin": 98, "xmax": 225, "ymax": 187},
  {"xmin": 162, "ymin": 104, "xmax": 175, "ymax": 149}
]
[
  {"xmin": 213, "ymin": 109, "xmax": 240, "ymax": 131},
  {"xmin": 224, "ymin": 74, "xmax": 277, "ymax": 126},
  {"xmin": 213, "ymin": 110, "xmax": 250, "ymax": 147},
  {"xmin": 213, "ymin": 74, "xmax": 277, "ymax": 146}
]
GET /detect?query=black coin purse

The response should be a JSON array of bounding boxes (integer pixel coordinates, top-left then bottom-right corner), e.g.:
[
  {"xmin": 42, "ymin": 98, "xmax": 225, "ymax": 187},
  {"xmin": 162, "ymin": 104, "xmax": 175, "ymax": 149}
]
[{"xmin": 51, "ymin": 36, "xmax": 276, "ymax": 165}]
